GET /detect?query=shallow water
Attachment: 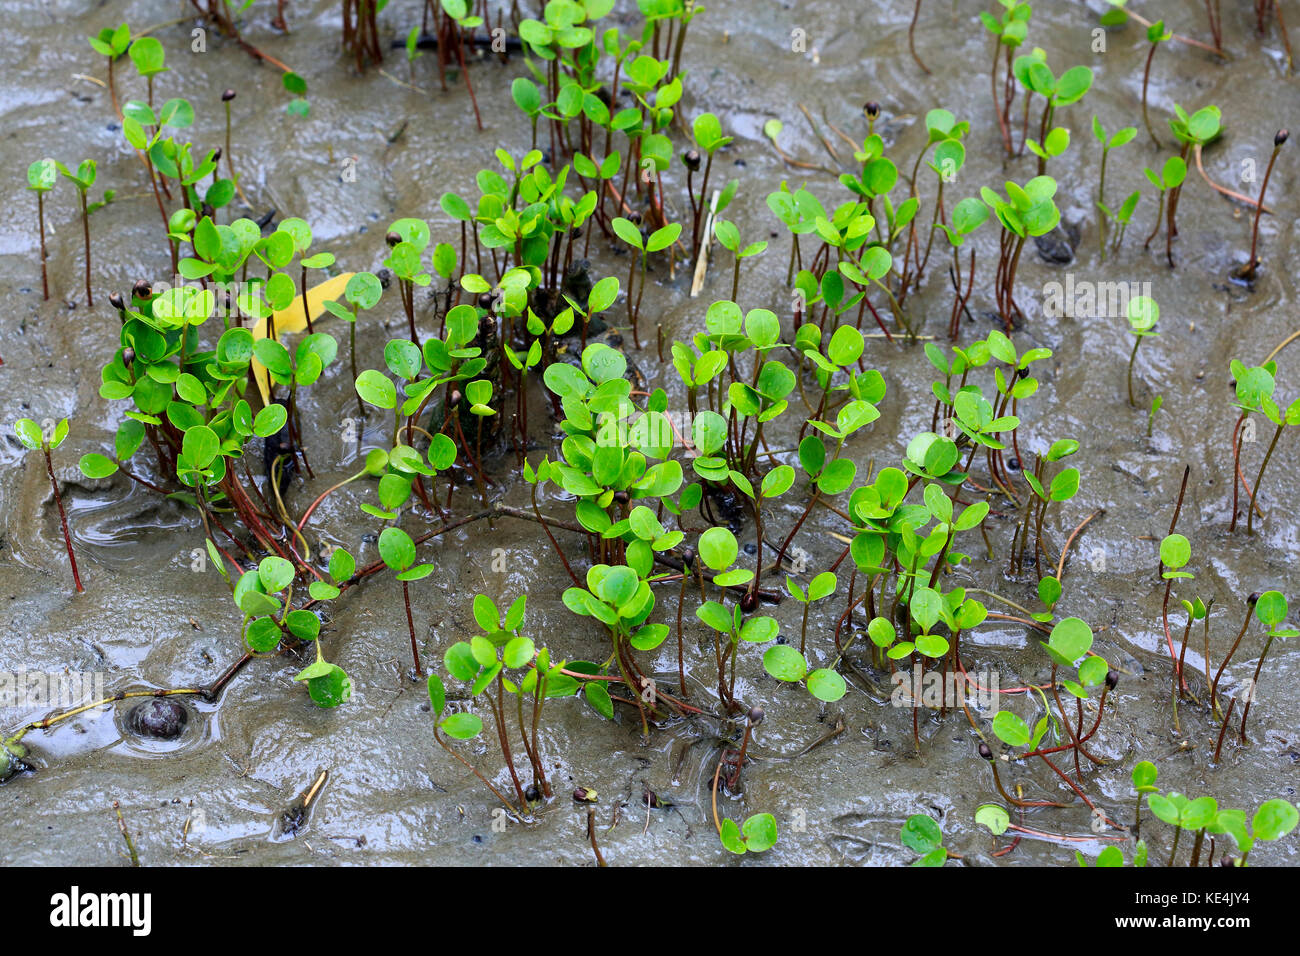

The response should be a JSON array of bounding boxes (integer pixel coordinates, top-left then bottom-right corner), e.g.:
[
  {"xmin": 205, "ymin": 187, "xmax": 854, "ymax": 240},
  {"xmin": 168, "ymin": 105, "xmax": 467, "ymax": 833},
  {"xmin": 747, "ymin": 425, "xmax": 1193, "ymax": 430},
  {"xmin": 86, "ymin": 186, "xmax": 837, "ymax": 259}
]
[{"xmin": 0, "ymin": 0, "xmax": 1297, "ymax": 866}]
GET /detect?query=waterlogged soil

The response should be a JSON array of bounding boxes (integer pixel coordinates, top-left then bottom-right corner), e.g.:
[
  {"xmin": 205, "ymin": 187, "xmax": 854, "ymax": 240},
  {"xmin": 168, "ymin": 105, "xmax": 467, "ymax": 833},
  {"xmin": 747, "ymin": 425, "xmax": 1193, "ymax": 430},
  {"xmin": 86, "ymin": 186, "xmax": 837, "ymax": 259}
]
[{"xmin": 1, "ymin": 0, "xmax": 1297, "ymax": 866}]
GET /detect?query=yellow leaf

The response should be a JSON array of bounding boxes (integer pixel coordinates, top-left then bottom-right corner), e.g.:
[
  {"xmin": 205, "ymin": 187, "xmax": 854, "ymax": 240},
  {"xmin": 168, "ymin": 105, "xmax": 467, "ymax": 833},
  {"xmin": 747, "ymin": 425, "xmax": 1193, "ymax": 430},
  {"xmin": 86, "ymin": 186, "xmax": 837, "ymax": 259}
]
[{"xmin": 251, "ymin": 272, "xmax": 355, "ymax": 406}]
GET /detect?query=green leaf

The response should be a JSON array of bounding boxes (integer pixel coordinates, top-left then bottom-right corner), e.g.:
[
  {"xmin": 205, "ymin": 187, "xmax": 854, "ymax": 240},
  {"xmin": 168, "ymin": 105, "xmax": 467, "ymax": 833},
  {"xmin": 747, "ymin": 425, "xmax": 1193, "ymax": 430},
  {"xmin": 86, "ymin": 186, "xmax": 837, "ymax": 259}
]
[
  {"xmin": 440, "ymin": 712, "xmax": 483, "ymax": 739},
  {"xmin": 992, "ymin": 711, "xmax": 1031, "ymax": 747},
  {"xmin": 79, "ymin": 452, "xmax": 119, "ymax": 479},
  {"xmin": 900, "ymin": 814, "xmax": 942, "ymax": 854},
  {"xmin": 379, "ymin": 527, "xmax": 416, "ymax": 572},
  {"xmin": 427, "ymin": 673, "xmax": 447, "ymax": 716},
  {"xmin": 975, "ymin": 804, "xmax": 1010, "ymax": 836},
  {"xmin": 253, "ymin": 404, "xmax": 287, "ymax": 438},
  {"xmin": 807, "ymin": 668, "xmax": 847, "ymax": 702},
  {"xmin": 763, "ymin": 645, "xmax": 808, "ymax": 682},
  {"xmin": 1253, "ymin": 799, "xmax": 1299, "ymax": 841},
  {"xmin": 585, "ymin": 682, "xmax": 614, "ymax": 719},
  {"xmin": 742, "ymin": 813, "xmax": 778, "ymax": 852}
]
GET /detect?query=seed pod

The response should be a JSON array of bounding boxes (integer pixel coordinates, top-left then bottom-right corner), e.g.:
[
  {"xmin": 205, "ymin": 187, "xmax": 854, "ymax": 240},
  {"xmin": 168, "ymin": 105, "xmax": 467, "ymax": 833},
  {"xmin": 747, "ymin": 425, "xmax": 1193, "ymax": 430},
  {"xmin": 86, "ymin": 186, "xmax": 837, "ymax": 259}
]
[
  {"xmin": 477, "ymin": 291, "xmax": 495, "ymax": 310},
  {"xmin": 385, "ymin": 231, "xmax": 401, "ymax": 248},
  {"xmin": 681, "ymin": 546, "xmax": 697, "ymax": 567},
  {"xmin": 740, "ymin": 590, "xmax": 759, "ymax": 613},
  {"xmin": 212, "ymin": 146, "xmax": 223, "ymax": 162},
  {"xmin": 1275, "ymin": 129, "xmax": 1289, "ymax": 147},
  {"xmin": 682, "ymin": 148, "xmax": 702, "ymax": 172},
  {"xmin": 979, "ymin": 742, "xmax": 993, "ymax": 760},
  {"xmin": 121, "ymin": 347, "xmax": 135, "ymax": 367},
  {"xmin": 524, "ymin": 783, "xmax": 540, "ymax": 803},
  {"xmin": 1105, "ymin": 670, "xmax": 1119, "ymax": 690},
  {"xmin": 132, "ymin": 279, "xmax": 152, "ymax": 300},
  {"xmin": 221, "ymin": 89, "xmax": 237, "ymax": 102},
  {"xmin": 1248, "ymin": 592, "xmax": 1261, "ymax": 606},
  {"xmin": 573, "ymin": 786, "xmax": 597, "ymax": 803},
  {"xmin": 864, "ymin": 101, "xmax": 880, "ymax": 118},
  {"xmin": 747, "ymin": 706, "xmax": 765, "ymax": 725},
  {"xmin": 127, "ymin": 698, "xmax": 188, "ymax": 740},
  {"xmin": 627, "ymin": 211, "xmax": 643, "ymax": 226},
  {"xmin": 108, "ymin": 291, "xmax": 125, "ymax": 311}
]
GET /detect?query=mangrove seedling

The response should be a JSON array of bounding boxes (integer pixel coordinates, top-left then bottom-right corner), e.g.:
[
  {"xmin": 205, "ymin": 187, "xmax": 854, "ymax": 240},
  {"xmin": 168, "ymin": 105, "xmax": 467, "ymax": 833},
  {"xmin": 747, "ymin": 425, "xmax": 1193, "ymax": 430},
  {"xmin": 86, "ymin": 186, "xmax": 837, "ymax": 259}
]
[
  {"xmin": 1092, "ymin": 117, "xmax": 1137, "ymax": 258},
  {"xmin": 761, "ymin": 642, "xmax": 848, "ymax": 704},
  {"xmin": 1016, "ymin": 56, "xmax": 1093, "ymax": 175},
  {"xmin": 1210, "ymin": 592, "xmax": 1259, "ymax": 720},
  {"xmin": 1140, "ymin": 21, "xmax": 1172, "ymax": 147},
  {"xmin": 14, "ymin": 418, "xmax": 82, "ymax": 593},
  {"xmin": 1146, "ymin": 790, "xmax": 1218, "ymax": 865},
  {"xmin": 612, "ymin": 216, "xmax": 679, "ymax": 348},
  {"xmin": 1162, "ymin": 104, "xmax": 1222, "ymax": 266},
  {"xmin": 980, "ymin": 175, "xmax": 1061, "ymax": 328},
  {"xmin": 1237, "ymin": 590, "xmax": 1297, "ymax": 742},
  {"xmin": 1158, "ymin": 532, "xmax": 1194, "ymax": 692},
  {"xmin": 323, "ymin": 271, "xmax": 384, "ymax": 418},
  {"xmin": 439, "ymin": 0, "xmax": 484, "ymax": 130},
  {"xmin": 689, "ymin": 112, "xmax": 732, "ymax": 261},
  {"xmin": 87, "ymin": 23, "xmax": 130, "ymax": 116},
  {"xmin": 713, "ymin": 219, "xmax": 767, "ymax": 302},
  {"xmin": 718, "ymin": 812, "xmax": 778, "ymax": 855},
  {"xmin": 55, "ymin": 160, "xmax": 97, "ymax": 307},
  {"xmin": 1125, "ymin": 294, "xmax": 1159, "ymax": 407},
  {"xmin": 377, "ymin": 527, "xmax": 434, "ymax": 676},
  {"xmin": 1141, "ymin": 154, "xmax": 1186, "ymax": 260},
  {"xmin": 1214, "ymin": 799, "xmax": 1299, "ymax": 866},
  {"xmin": 27, "ymin": 159, "xmax": 56, "ymax": 300},
  {"xmin": 1131, "ymin": 759, "xmax": 1158, "ymax": 837},
  {"xmin": 1228, "ymin": 359, "xmax": 1299, "ymax": 534},
  {"xmin": 1234, "ymin": 129, "xmax": 1286, "ymax": 282},
  {"xmin": 787, "ymin": 571, "xmax": 837, "ymax": 657},
  {"xmin": 979, "ymin": 1, "xmax": 1032, "ymax": 155},
  {"xmin": 439, "ymin": 593, "xmax": 575, "ymax": 811}
]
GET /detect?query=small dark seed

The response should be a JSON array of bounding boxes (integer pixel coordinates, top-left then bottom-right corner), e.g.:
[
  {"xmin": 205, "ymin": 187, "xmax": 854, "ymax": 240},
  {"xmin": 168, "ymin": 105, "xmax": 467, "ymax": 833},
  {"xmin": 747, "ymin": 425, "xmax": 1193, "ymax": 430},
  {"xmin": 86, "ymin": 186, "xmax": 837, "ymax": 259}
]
[
  {"xmin": 385, "ymin": 231, "xmax": 401, "ymax": 248},
  {"xmin": 978, "ymin": 742, "xmax": 993, "ymax": 760},
  {"xmin": 748, "ymin": 706, "xmax": 765, "ymax": 725},
  {"xmin": 127, "ymin": 698, "xmax": 188, "ymax": 740},
  {"xmin": 221, "ymin": 89, "xmax": 237, "ymax": 102},
  {"xmin": 1275, "ymin": 129, "xmax": 1289, "ymax": 147},
  {"xmin": 525, "ymin": 783, "xmax": 540, "ymax": 802}
]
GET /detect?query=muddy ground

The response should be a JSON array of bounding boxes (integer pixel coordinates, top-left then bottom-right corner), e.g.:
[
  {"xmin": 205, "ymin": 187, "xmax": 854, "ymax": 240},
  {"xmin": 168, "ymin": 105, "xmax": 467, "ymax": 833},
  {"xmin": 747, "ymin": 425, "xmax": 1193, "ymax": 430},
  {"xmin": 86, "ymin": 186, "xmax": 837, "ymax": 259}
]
[{"xmin": 0, "ymin": 0, "xmax": 1297, "ymax": 865}]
